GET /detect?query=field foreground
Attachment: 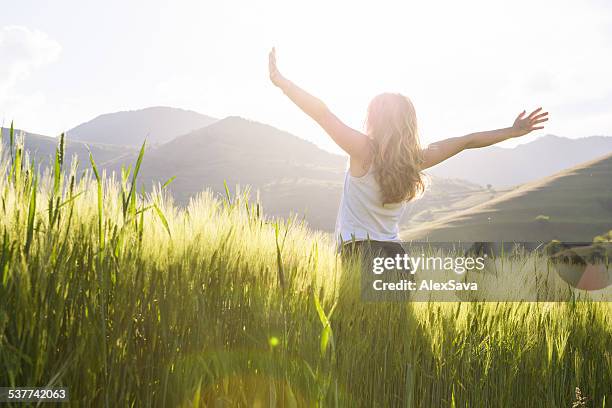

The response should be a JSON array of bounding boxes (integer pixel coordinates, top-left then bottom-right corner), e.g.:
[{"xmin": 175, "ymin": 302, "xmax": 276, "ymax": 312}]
[{"xmin": 0, "ymin": 135, "xmax": 611, "ymax": 407}]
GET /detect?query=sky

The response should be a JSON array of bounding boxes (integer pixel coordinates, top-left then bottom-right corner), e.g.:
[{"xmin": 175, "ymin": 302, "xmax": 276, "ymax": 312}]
[{"xmin": 1, "ymin": 0, "xmax": 612, "ymax": 154}]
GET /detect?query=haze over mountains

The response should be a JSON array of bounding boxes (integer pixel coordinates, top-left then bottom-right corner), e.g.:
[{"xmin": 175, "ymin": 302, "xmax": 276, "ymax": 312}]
[
  {"xmin": 3, "ymin": 106, "xmax": 611, "ymax": 235},
  {"xmin": 107, "ymin": 116, "xmax": 497, "ymax": 230},
  {"xmin": 428, "ymin": 135, "xmax": 612, "ymax": 187},
  {"xmin": 68, "ymin": 107, "xmax": 216, "ymax": 146},
  {"xmin": 1, "ymin": 109, "xmax": 486, "ymax": 230},
  {"xmin": 0, "ymin": 127, "xmax": 135, "ymax": 169},
  {"xmin": 108, "ymin": 116, "xmax": 347, "ymax": 229}
]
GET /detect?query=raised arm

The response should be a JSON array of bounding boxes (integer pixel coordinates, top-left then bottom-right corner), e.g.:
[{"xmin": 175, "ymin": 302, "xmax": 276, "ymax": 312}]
[
  {"xmin": 422, "ymin": 108, "xmax": 549, "ymax": 169},
  {"xmin": 268, "ymin": 48, "xmax": 370, "ymax": 161}
]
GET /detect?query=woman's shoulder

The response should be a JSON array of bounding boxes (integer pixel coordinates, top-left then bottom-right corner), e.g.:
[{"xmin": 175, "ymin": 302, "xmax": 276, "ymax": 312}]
[
  {"xmin": 348, "ymin": 141, "xmax": 375, "ymax": 178},
  {"xmin": 348, "ymin": 158, "xmax": 373, "ymax": 179}
]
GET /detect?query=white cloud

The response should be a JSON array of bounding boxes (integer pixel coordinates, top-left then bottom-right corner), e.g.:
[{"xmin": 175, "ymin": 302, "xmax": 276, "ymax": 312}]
[
  {"xmin": 0, "ymin": 26, "xmax": 61, "ymax": 130},
  {"xmin": 0, "ymin": 26, "xmax": 61, "ymax": 93}
]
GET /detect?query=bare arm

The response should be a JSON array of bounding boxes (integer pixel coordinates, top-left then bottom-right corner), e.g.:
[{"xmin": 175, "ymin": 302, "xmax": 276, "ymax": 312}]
[
  {"xmin": 268, "ymin": 48, "xmax": 370, "ymax": 161},
  {"xmin": 422, "ymin": 108, "xmax": 549, "ymax": 169}
]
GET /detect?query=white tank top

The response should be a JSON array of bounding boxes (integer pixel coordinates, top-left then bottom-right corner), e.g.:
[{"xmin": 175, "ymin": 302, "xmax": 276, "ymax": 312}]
[{"xmin": 335, "ymin": 164, "xmax": 406, "ymax": 245}]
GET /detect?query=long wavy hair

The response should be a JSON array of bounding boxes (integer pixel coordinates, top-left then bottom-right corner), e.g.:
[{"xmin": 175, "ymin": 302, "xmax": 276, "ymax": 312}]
[{"xmin": 365, "ymin": 93, "xmax": 426, "ymax": 205}]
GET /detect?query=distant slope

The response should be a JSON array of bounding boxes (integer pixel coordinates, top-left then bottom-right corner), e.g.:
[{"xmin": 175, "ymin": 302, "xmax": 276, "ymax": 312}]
[
  {"xmin": 68, "ymin": 106, "xmax": 216, "ymax": 146},
  {"xmin": 108, "ymin": 116, "xmax": 480, "ymax": 231},
  {"xmin": 401, "ymin": 179, "xmax": 508, "ymax": 230},
  {"xmin": 404, "ymin": 153, "xmax": 612, "ymax": 242},
  {"xmin": 428, "ymin": 135, "xmax": 612, "ymax": 187},
  {"xmin": 109, "ymin": 116, "xmax": 346, "ymax": 230},
  {"xmin": 3, "ymin": 120, "xmax": 480, "ymax": 232},
  {"xmin": 1, "ymin": 127, "xmax": 135, "ymax": 169},
  {"xmin": 135, "ymin": 115, "xmax": 346, "ymax": 193}
]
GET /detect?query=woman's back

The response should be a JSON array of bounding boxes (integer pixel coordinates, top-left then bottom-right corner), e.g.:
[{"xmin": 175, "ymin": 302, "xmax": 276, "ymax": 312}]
[{"xmin": 335, "ymin": 165, "xmax": 405, "ymax": 244}]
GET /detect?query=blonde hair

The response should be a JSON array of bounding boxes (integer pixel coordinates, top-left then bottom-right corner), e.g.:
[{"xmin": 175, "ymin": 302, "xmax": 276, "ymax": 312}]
[{"xmin": 366, "ymin": 93, "xmax": 426, "ymax": 205}]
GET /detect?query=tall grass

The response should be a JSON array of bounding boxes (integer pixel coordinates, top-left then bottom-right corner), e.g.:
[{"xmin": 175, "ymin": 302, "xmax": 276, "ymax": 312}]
[{"xmin": 0, "ymin": 130, "xmax": 610, "ymax": 407}]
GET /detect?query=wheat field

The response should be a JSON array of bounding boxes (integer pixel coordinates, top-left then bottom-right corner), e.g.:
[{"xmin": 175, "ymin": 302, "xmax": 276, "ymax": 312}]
[{"xmin": 0, "ymin": 128, "xmax": 610, "ymax": 407}]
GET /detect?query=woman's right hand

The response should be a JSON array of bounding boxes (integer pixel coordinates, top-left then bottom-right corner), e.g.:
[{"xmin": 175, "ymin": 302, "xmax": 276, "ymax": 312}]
[{"xmin": 269, "ymin": 47, "xmax": 288, "ymax": 89}]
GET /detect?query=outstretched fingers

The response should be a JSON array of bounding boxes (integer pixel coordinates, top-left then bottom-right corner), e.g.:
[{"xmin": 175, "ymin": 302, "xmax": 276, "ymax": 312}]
[
  {"xmin": 530, "ymin": 110, "xmax": 549, "ymax": 130},
  {"xmin": 513, "ymin": 107, "xmax": 549, "ymax": 135},
  {"xmin": 530, "ymin": 110, "xmax": 549, "ymax": 125},
  {"xmin": 269, "ymin": 48, "xmax": 280, "ymax": 81},
  {"xmin": 268, "ymin": 47, "xmax": 287, "ymax": 88},
  {"xmin": 268, "ymin": 49, "xmax": 275, "ymax": 70},
  {"xmin": 527, "ymin": 107, "xmax": 543, "ymax": 120},
  {"xmin": 526, "ymin": 108, "xmax": 549, "ymax": 126},
  {"xmin": 532, "ymin": 111, "xmax": 548, "ymax": 121}
]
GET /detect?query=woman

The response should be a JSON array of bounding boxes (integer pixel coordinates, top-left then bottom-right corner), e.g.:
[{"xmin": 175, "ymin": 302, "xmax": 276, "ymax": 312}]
[{"xmin": 268, "ymin": 47, "xmax": 548, "ymax": 262}]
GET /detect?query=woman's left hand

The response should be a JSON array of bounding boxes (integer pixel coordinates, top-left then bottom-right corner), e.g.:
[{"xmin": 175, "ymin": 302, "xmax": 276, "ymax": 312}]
[{"xmin": 511, "ymin": 107, "xmax": 549, "ymax": 137}]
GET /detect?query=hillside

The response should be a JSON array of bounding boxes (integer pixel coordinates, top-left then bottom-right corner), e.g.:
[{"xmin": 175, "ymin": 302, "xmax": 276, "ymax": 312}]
[
  {"xmin": 1, "ymin": 127, "xmax": 135, "ymax": 169},
  {"xmin": 404, "ymin": 152, "xmax": 612, "ymax": 242},
  {"xmin": 68, "ymin": 106, "xmax": 217, "ymax": 146},
  {"xmin": 428, "ymin": 134, "xmax": 612, "ymax": 187},
  {"xmin": 108, "ymin": 116, "xmax": 482, "ymax": 231},
  {"xmin": 402, "ymin": 177, "xmax": 499, "ymax": 229},
  {"xmin": 109, "ymin": 116, "xmax": 346, "ymax": 230},
  {"xmin": 3, "ymin": 118, "xmax": 482, "ymax": 232}
]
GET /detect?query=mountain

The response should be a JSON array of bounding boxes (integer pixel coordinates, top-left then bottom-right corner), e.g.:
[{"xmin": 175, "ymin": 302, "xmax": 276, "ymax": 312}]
[
  {"xmin": 1, "ymin": 127, "xmax": 135, "ymax": 169},
  {"xmin": 67, "ymin": 106, "xmax": 217, "ymax": 146},
  {"xmin": 2, "ymin": 117, "xmax": 481, "ymax": 232},
  {"xmin": 107, "ymin": 116, "xmax": 481, "ymax": 231},
  {"xmin": 403, "ymin": 152, "xmax": 612, "ymax": 242},
  {"xmin": 427, "ymin": 135, "xmax": 612, "ymax": 187},
  {"xmin": 15, "ymin": 113, "xmax": 611, "ymax": 235},
  {"xmin": 108, "ymin": 116, "xmax": 345, "ymax": 230}
]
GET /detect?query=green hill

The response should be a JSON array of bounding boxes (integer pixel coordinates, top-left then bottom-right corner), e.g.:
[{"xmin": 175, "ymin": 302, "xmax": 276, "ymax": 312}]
[{"xmin": 404, "ymin": 152, "xmax": 612, "ymax": 242}]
